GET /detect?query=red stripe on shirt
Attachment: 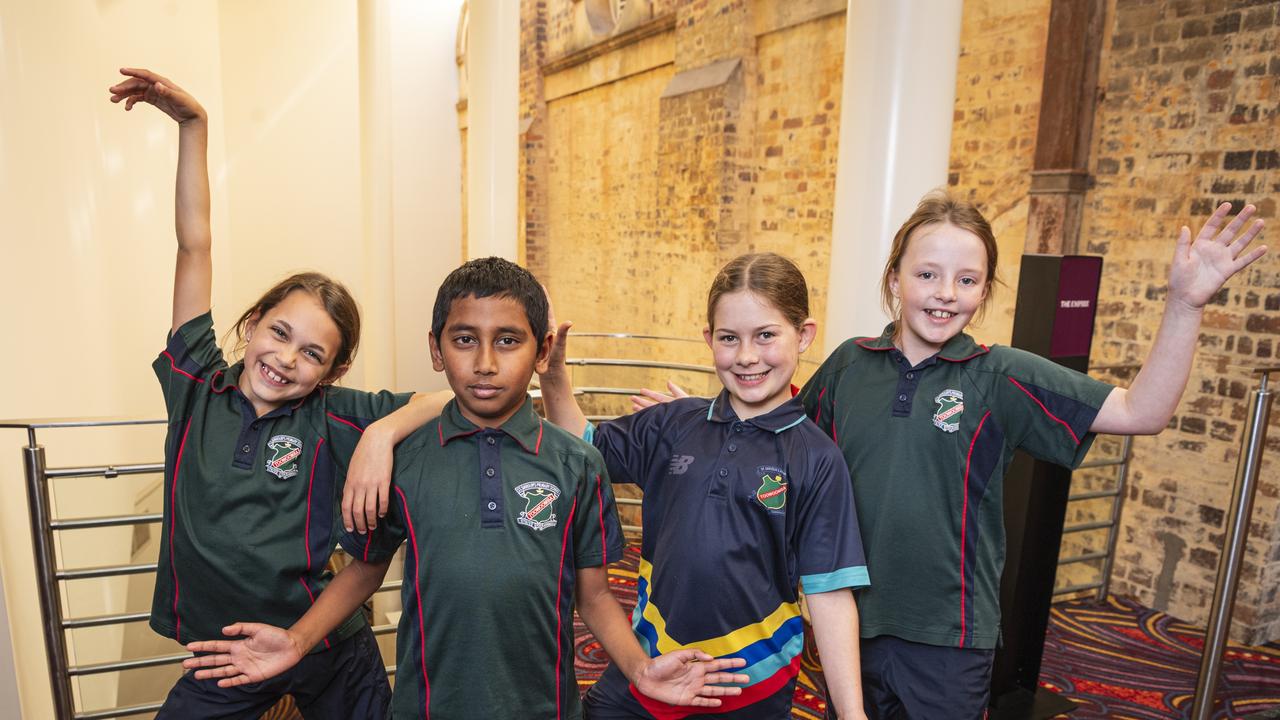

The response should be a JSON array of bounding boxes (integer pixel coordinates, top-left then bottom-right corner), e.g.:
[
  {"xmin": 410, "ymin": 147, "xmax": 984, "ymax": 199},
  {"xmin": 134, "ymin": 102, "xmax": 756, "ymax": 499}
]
[
  {"xmin": 1007, "ymin": 377, "xmax": 1081, "ymax": 445},
  {"xmin": 815, "ymin": 387, "xmax": 826, "ymax": 427},
  {"xmin": 162, "ymin": 351, "xmax": 205, "ymax": 383},
  {"xmin": 959, "ymin": 411, "xmax": 992, "ymax": 648},
  {"xmin": 555, "ymin": 496, "xmax": 579, "ymax": 720},
  {"xmin": 170, "ymin": 417, "xmax": 193, "ymax": 642},
  {"xmin": 595, "ymin": 475, "xmax": 607, "ymax": 563},
  {"xmin": 535, "ymin": 418, "xmax": 544, "ymax": 455},
  {"xmin": 304, "ymin": 438, "xmax": 325, "ymax": 571},
  {"xmin": 396, "ymin": 485, "xmax": 430, "ymax": 717},
  {"xmin": 326, "ymin": 412, "xmax": 364, "ymax": 434}
]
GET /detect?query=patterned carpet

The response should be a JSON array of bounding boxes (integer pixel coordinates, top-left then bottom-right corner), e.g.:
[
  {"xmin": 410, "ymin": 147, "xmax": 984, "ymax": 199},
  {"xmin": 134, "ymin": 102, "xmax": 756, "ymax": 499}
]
[{"xmin": 575, "ymin": 546, "xmax": 1280, "ymax": 719}]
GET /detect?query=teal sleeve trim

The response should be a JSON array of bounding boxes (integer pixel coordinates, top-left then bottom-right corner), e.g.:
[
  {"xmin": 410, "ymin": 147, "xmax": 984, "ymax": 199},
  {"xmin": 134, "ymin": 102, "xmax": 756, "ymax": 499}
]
[
  {"xmin": 801, "ymin": 566, "xmax": 870, "ymax": 594},
  {"xmin": 583, "ymin": 422, "xmax": 596, "ymax": 444}
]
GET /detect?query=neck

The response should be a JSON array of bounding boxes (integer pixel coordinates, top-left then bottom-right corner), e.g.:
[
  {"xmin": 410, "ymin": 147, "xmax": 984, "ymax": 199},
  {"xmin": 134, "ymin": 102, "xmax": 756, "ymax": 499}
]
[{"xmin": 726, "ymin": 391, "xmax": 788, "ymax": 421}]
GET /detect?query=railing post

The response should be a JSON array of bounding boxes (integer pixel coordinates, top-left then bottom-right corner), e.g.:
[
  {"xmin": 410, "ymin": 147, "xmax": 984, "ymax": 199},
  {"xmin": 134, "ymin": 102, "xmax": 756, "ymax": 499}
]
[
  {"xmin": 1190, "ymin": 369, "xmax": 1275, "ymax": 720},
  {"xmin": 22, "ymin": 438, "xmax": 75, "ymax": 719}
]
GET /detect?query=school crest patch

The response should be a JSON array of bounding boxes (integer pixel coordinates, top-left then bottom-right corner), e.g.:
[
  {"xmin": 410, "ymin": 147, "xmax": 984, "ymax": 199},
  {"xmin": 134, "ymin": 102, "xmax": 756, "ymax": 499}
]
[
  {"xmin": 932, "ymin": 389, "xmax": 964, "ymax": 433},
  {"xmin": 755, "ymin": 465, "xmax": 788, "ymax": 511},
  {"xmin": 265, "ymin": 434, "xmax": 303, "ymax": 479},
  {"xmin": 515, "ymin": 481, "xmax": 560, "ymax": 531}
]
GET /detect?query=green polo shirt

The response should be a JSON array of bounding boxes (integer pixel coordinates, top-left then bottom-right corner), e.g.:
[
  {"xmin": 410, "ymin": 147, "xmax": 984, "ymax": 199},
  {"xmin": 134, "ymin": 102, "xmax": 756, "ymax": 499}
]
[
  {"xmin": 343, "ymin": 397, "xmax": 624, "ymax": 720},
  {"xmin": 799, "ymin": 324, "xmax": 1114, "ymax": 650},
  {"xmin": 152, "ymin": 311, "xmax": 411, "ymax": 648}
]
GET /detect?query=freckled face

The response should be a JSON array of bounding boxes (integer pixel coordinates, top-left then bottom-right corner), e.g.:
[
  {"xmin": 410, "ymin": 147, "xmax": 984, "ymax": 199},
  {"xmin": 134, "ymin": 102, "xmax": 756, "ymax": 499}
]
[
  {"xmin": 704, "ymin": 290, "xmax": 816, "ymax": 420},
  {"xmin": 888, "ymin": 222, "xmax": 989, "ymax": 364}
]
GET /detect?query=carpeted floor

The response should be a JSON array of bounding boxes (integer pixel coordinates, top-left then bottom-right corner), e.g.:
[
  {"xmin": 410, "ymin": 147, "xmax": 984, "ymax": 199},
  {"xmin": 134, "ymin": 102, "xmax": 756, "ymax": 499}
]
[{"xmin": 574, "ymin": 546, "xmax": 1280, "ymax": 719}]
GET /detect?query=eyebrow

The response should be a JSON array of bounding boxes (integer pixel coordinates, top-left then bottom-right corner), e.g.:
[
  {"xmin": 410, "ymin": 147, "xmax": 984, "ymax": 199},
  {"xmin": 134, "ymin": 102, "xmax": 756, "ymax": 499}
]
[{"xmin": 447, "ymin": 323, "xmax": 530, "ymax": 337}]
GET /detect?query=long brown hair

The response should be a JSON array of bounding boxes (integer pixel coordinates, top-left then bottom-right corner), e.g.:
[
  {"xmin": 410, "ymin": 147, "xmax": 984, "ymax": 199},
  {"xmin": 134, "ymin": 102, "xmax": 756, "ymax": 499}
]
[
  {"xmin": 707, "ymin": 253, "xmax": 811, "ymax": 330},
  {"xmin": 881, "ymin": 190, "xmax": 999, "ymax": 323},
  {"xmin": 227, "ymin": 272, "xmax": 361, "ymax": 374}
]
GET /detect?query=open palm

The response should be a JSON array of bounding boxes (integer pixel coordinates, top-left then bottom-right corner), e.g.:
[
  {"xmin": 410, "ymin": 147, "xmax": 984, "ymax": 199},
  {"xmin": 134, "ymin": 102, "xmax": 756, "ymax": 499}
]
[
  {"xmin": 634, "ymin": 649, "xmax": 750, "ymax": 707},
  {"xmin": 1170, "ymin": 202, "xmax": 1266, "ymax": 309},
  {"xmin": 182, "ymin": 622, "xmax": 304, "ymax": 688}
]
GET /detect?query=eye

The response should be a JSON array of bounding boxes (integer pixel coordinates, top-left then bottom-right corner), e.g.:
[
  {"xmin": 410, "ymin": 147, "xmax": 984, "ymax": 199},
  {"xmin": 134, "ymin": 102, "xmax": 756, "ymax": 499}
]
[
  {"xmin": 271, "ymin": 326, "xmax": 287, "ymax": 339},
  {"xmin": 959, "ymin": 276, "xmax": 979, "ymax": 287},
  {"xmin": 917, "ymin": 271, "xmax": 935, "ymax": 280},
  {"xmin": 717, "ymin": 333, "xmax": 738, "ymax": 344},
  {"xmin": 453, "ymin": 335, "xmax": 477, "ymax": 347},
  {"xmin": 303, "ymin": 349, "xmax": 323, "ymax": 363},
  {"xmin": 758, "ymin": 331, "xmax": 777, "ymax": 341},
  {"xmin": 496, "ymin": 336, "xmax": 520, "ymax": 347}
]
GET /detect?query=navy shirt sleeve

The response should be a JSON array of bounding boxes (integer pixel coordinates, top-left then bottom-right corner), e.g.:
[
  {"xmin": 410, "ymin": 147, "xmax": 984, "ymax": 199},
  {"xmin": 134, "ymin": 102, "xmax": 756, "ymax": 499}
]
[
  {"xmin": 795, "ymin": 439, "xmax": 869, "ymax": 594},
  {"xmin": 572, "ymin": 447, "xmax": 626, "ymax": 568},
  {"xmin": 589, "ymin": 402, "xmax": 675, "ymax": 490},
  {"xmin": 323, "ymin": 386, "xmax": 414, "ymax": 471},
  {"xmin": 152, "ymin": 311, "xmax": 227, "ymax": 421},
  {"xmin": 990, "ymin": 347, "xmax": 1115, "ymax": 469}
]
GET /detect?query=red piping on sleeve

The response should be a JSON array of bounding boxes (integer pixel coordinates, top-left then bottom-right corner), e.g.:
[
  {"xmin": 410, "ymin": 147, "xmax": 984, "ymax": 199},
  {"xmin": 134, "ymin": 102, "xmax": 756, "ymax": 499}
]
[
  {"xmin": 162, "ymin": 351, "xmax": 205, "ymax": 383},
  {"xmin": 1007, "ymin": 378, "xmax": 1081, "ymax": 445},
  {"xmin": 396, "ymin": 486, "xmax": 430, "ymax": 717},
  {"xmin": 304, "ymin": 439, "xmax": 325, "ymax": 571},
  {"xmin": 326, "ymin": 412, "xmax": 365, "ymax": 434}
]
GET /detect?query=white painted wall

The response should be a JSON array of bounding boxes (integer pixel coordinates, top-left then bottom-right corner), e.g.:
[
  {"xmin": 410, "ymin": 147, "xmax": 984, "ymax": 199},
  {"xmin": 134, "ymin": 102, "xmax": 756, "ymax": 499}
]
[{"xmin": 0, "ymin": 0, "xmax": 463, "ymax": 716}]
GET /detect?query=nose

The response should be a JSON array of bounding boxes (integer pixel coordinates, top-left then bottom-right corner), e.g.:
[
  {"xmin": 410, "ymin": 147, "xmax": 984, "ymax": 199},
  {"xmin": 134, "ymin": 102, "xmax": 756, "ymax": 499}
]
[
  {"xmin": 475, "ymin": 343, "xmax": 497, "ymax": 376},
  {"xmin": 734, "ymin": 342, "xmax": 759, "ymax": 367},
  {"xmin": 935, "ymin": 281, "xmax": 958, "ymax": 303},
  {"xmin": 277, "ymin": 346, "xmax": 297, "ymax": 368}
]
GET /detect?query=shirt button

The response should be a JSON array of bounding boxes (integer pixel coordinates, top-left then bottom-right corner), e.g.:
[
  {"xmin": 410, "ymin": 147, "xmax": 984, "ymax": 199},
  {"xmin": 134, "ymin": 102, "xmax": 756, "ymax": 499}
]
[
  {"xmin": 718, "ymin": 468, "xmax": 728, "ymax": 477},
  {"xmin": 486, "ymin": 436, "xmax": 496, "ymax": 445},
  {"xmin": 728, "ymin": 444, "xmax": 737, "ymax": 452},
  {"xmin": 906, "ymin": 372, "xmax": 915, "ymax": 380},
  {"xmin": 241, "ymin": 444, "xmax": 251, "ymax": 453},
  {"xmin": 485, "ymin": 468, "xmax": 496, "ymax": 477},
  {"xmin": 898, "ymin": 394, "xmax": 908, "ymax": 402},
  {"xmin": 487, "ymin": 501, "xmax": 497, "ymax": 511}
]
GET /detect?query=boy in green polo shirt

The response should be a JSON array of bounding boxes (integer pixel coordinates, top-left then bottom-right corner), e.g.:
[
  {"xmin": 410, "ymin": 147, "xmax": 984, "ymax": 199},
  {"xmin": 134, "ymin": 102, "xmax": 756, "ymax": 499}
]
[{"xmin": 184, "ymin": 257, "xmax": 749, "ymax": 719}]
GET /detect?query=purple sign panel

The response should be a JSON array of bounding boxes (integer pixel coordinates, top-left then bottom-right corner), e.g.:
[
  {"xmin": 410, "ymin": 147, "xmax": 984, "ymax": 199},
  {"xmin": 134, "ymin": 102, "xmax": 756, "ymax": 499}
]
[{"xmin": 1049, "ymin": 256, "xmax": 1103, "ymax": 359}]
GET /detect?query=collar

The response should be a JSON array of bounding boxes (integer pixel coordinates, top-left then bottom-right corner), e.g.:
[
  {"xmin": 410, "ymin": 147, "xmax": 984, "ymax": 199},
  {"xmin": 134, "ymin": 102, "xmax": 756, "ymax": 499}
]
[
  {"xmin": 438, "ymin": 395, "xmax": 545, "ymax": 455},
  {"xmin": 705, "ymin": 389, "xmax": 809, "ymax": 434},
  {"xmin": 854, "ymin": 323, "xmax": 990, "ymax": 363},
  {"xmin": 214, "ymin": 362, "xmax": 309, "ymax": 416}
]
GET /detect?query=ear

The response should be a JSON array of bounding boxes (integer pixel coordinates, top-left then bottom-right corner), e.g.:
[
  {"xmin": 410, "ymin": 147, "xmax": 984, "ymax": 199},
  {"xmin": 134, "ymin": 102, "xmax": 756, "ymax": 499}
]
[
  {"xmin": 244, "ymin": 310, "xmax": 262, "ymax": 340},
  {"xmin": 534, "ymin": 331, "xmax": 554, "ymax": 374},
  {"xmin": 797, "ymin": 319, "xmax": 818, "ymax": 353},
  {"xmin": 324, "ymin": 363, "xmax": 350, "ymax": 386},
  {"xmin": 429, "ymin": 332, "xmax": 446, "ymax": 372},
  {"xmin": 887, "ymin": 270, "xmax": 901, "ymax": 299},
  {"xmin": 702, "ymin": 325, "xmax": 714, "ymax": 349}
]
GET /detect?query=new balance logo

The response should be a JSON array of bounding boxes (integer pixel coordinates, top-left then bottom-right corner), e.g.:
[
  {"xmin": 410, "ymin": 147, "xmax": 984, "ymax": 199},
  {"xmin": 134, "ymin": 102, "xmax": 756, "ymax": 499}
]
[{"xmin": 668, "ymin": 455, "xmax": 695, "ymax": 475}]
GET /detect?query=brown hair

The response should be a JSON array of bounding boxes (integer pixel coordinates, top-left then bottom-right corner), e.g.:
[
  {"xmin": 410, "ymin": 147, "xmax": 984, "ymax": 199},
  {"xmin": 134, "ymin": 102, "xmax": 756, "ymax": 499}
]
[
  {"xmin": 228, "ymin": 272, "xmax": 361, "ymax": 375},
  {"xmin": 881, "ymin": 190, "xmax": 999, "ymax": 322},
  {"xmin": 706, "ymin": 253, "xmax": 810, "ymax": 330}
]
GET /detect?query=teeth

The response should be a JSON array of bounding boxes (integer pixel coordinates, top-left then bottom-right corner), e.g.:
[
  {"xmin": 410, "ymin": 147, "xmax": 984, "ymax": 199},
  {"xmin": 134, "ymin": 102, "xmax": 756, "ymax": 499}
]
[
  {"xmin": 262, "ymin": 364, "xmax": 290, "ymax": 384},
  {"xmin": 927, "ymin": 310, "xmax": 955, "ymax": 319},
  {"xmin": 738, "ymin": 372, "xmax": 767, "ymax": 381}
]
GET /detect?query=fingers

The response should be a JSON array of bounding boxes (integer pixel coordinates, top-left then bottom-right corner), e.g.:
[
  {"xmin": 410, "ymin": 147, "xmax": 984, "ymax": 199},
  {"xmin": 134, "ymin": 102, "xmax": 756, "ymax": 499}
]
[
  {"xmin": 1215, "ymin": 203, "xmax": 1256, "ymax": 244},
  {"xmin": 363, "ymin": 488, "xmax": 379, "ymax": 532},
  {"xmin": 690, "ymin": 698, "xmax": 725, "ymax": 707},
  {"xmin": 1197, "ymin": 202, "xmax": 1235, "ymax": 240},
  {"xmin": 186, "ymin": 639, "xmax": 234, "ymax": 653},
  {"xmin": 194, "ymin": 666, "xmax": 244, "ymax": 681},
  {"xmin": 666, "ymin": 381, "xmax": 690, "ymax": 398},
  {"xmin": 217, "ymin": 674, "xmax": 256, "ymax": 688},
  {"xmin": 697, "ymin": 680, "xmax": 747, "ymax": 694},
  {"xmin": 182, "ymin": 651, "xmax": 232, "ymax": 668},
  {"xmin": 1234, "ymin": 244, "xmax": 1268, "ymax": 271},
  {"xmin": 377, "ymin": 483, "xmax": 390, "ymax": 522},
  {"xmin": 341, "ymin": 488, "xmax": 357, "ymax": 533},
  {"xmin": 701, "ymin": 657, "xmax": 747, "ymax": 671},
  {"xmin": 1229, "ymin": 218, "xmax": 1265, "ymax": 255}
]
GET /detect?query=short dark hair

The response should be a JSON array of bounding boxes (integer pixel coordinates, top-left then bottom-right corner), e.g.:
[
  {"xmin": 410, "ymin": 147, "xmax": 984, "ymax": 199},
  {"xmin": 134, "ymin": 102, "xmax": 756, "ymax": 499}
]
[{"xmin": 431, "ymin": 257, "xmax": 549, "ymax": 350}]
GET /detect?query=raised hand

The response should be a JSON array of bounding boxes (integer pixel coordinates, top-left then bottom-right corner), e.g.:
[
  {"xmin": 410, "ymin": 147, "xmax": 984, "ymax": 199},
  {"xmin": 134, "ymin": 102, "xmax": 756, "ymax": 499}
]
[
  {"xmin": 1169, "ymin": 202, "xmax": 1266, "ymax": 310},
  {"xmin": 631, "ymin": 381, "xmax": 690, "ymax": 412},
  {"xmin": 108, "ymin": 67, "xmax": 205, "ymax": 124},
  {"xmin": 183, "ymin": 622, "xmax": 304, "ymax": 688},
  {"xmin": 342, "ymin": 430, "xmax": 393, "ymax": 534},
  {"xmin": 633, "ymin": 649, "xmax": 749, "ymax": 708}
]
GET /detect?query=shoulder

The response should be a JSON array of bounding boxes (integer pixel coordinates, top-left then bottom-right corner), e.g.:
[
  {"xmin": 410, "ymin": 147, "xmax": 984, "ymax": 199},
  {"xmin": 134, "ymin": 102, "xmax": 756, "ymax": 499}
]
[
  {"xmin": 393, "ymin": 420, "xmax": 441, "ymax": 464},
  {"xmin": 785, "ymin": 419, "xmax": 848, "ymax": 474}
]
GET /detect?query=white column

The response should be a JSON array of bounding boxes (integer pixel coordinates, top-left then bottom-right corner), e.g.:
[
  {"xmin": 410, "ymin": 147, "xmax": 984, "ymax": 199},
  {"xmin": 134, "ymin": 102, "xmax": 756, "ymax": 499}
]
[
  {"xmin": 466, "ymin": 0, "xmax": 520, "ymax": 261},
  {"xmin": 824, "ymin": 0, "xmax": 963, "ymax": 354}
]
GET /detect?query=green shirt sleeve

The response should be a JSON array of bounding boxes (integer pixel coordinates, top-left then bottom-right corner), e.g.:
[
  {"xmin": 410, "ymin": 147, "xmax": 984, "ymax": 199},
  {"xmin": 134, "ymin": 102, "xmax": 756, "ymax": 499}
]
[
  {"xmin": 152, "ymin": 311, "xmax": 227, "ymax": 422},
  {"xmin": 572, "ymin": 447, "xmax": 626, "ymax": 568}
]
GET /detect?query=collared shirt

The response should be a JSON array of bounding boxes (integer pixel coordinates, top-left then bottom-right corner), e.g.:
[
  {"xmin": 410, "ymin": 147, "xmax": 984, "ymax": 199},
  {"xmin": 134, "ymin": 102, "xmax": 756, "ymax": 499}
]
[
  {"xmin": 152, "ymin": 311, "xmax": 410, "ymax": 647},
  {"xmin": 800, "ymin": 324, "xmax": 1114, "ymax": 650},
  {"xmin": 585, "ymin": 390, "xmax": 868, "ymax": 719},
  {"xmin": 347, "ymin": 397, "xmax": 624, "ymax": 720}
]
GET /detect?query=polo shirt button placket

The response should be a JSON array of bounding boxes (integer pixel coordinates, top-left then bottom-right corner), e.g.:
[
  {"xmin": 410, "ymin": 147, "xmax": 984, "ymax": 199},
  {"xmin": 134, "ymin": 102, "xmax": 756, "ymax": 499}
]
[
  {"xmin": 486, "ymin": 468, "xmax": 495, "ymax": 477},
  {"xmin": 486, "ymin": 436, "xmax": 496, "ymax": 445}
]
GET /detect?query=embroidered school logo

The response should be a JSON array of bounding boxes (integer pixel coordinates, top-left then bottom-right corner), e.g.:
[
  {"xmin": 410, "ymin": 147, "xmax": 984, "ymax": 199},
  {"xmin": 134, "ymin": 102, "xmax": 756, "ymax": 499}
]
[
  {"xmin": 932, "ymin": 389, "xmax": 964, "ymax": 433},
  {"xmin": 515, "ymin": 481, "xmax": 561, "ymax": 531},
  {"xmin": 755, "ymin": 465, "xmax": 788, "ymax": 511},
  {"xmin": 668, "ymin": 455, "xmax": 695, "ymax": 475},
  {"xmin": 265, "ymin": 435, "xmax": 303, "ymax": 479}
]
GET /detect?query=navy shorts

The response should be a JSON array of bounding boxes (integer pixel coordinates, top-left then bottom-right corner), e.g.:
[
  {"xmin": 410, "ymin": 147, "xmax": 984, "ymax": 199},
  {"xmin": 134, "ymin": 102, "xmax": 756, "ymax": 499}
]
[
  {"xmin": 156, "ymin": 624, "xmax": 390, "ymax": 720},
  {"xmin": 854, "ymin": 635, "xmax": 993, "ymax": 720},
  {"xmin": 584, "ymin": 661, "xmax": 796, "ymax": 719}
]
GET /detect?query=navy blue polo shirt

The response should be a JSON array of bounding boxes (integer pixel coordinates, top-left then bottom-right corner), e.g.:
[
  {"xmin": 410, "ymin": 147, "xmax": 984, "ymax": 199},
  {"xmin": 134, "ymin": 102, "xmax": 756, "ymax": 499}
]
[
  {"xmin": 346, "ymin": 397, "xmax": 624, "ymax": 720},
  {"xmin": 585, "ymin": 390, "xmax": 868, "ymax": 718},
  {"xmin": 152, "ymin": 311, "xmax": 411, "ymax": 647},
  {"xmin": 800, "ymin": 325, "xmax": 1114, "ymax": 650}
]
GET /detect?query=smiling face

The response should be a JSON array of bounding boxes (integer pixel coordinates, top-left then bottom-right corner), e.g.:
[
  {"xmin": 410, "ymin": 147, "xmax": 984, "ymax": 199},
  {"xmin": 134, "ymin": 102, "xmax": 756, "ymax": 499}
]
[
  {"xmin": 240, "ymin": 290, "xmax": 347, "ymax": 416},
  {"xmin": 430, "ymin": 294, "xmax": 552, "ymax": 428},
  {"xmin": 888, "ymin": 222, "xmax": 990, "ymax": 365},
  {"xmin": 704, "ymin": 290, "xmax": 816, "ymax": 420}
]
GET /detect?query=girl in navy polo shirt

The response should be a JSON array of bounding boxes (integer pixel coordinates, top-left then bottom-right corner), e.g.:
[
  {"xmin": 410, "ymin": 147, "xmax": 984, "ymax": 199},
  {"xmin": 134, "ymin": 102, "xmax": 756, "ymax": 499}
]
[
  {"xmin": 652, "ymin": 193, "xmax": 1266, "ymax": 719},
  {"xmin": 539, "ymin": 253, "xmax": 872, "ymax": 720},
  {"xmin": 110, "ymin": 68, "xmax": 442, "ymax": 719}
]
